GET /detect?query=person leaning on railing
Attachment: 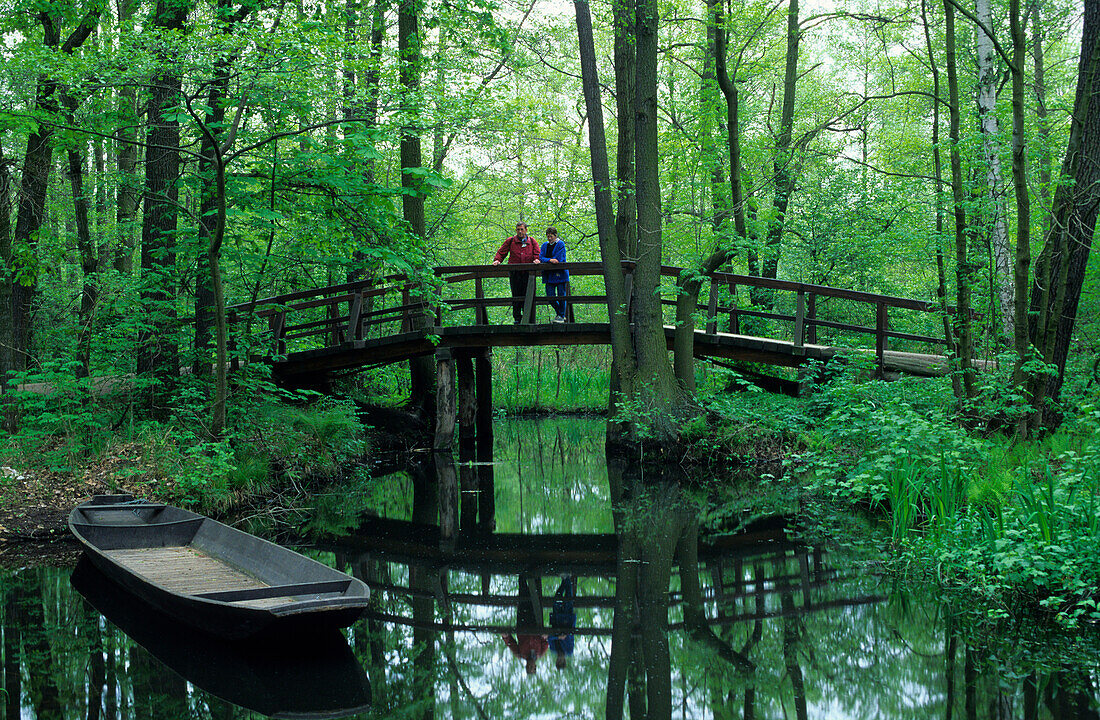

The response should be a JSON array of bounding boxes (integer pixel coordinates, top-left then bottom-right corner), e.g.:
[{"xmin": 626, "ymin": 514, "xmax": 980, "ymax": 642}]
[
  {"xmin": 492, "ymin": 221, "xmax": 541, "ymax": 324},
  {"xmin": 539, "ymin": 227, "xmax": 569, "ymax": 324}
]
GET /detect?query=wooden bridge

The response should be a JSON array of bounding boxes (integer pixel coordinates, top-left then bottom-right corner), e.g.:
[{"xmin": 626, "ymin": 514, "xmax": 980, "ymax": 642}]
[
  {"xmin": 228, "ymin": 262, "xmax": 960, "ymax": 377},
  {"xmin": 227, "ymin": 263, "xmax": 963, "ymax": 448}
]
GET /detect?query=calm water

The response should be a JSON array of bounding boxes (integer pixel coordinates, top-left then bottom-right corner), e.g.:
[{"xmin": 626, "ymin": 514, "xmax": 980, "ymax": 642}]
[{"xmin": 1, "ymin": 416, "xmax": 1097, "ymax": 719}]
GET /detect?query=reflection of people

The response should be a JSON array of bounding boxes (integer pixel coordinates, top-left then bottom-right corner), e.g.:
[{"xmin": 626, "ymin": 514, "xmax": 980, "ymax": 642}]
[
  {"xmin": 501, "ymin": 574, "xmax": 547, "ymax": 675},
  {"xmin": 548, "ymin": 574, "xmax": 576, "ymax": 669},
  {"xmin": 492, "ymin": 222, "xmax": 541, "ymax": 324},
  {"xmin": 539, "ymin": 227, "xmax": 569, "ymax": 323}
]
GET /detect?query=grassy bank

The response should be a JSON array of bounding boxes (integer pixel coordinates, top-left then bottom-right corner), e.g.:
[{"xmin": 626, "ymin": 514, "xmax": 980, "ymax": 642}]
[
  {"xmin": 693, "ymin": 353, "xmax": 1100, "ymax": 630},
  {"xmin": 0, "ymin": 370, "xmax": 369, "ymax": 513}
]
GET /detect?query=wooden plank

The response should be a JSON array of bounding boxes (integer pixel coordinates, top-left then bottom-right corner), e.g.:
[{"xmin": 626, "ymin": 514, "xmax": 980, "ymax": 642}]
[
  {"xmin": 346, "ymin": 293, "xmax": 363, "ymax": 341},
  {"xmin": 195, "ymin": 580, "xmax": 351, "ymax": 602},
  {"xmin": 807, "ymin": 293, "xmax": 817, "ymax": 344},
  {"xmin": 793, "ymin": 291, "xmax": 806, "ymax": 352},
  {"xmin": 104, "ymin": 547, "xmax": 266, "ymax": 596},
  {"xmin": 706, "ymin": 279, "xmax": 718, "ymax": 335}
]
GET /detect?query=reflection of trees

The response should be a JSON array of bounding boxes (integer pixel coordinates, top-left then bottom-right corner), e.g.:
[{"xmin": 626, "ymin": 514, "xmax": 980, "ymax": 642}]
[{"xmin": 606, "ymin": 454, "xmax": 752, "ymax": 720}]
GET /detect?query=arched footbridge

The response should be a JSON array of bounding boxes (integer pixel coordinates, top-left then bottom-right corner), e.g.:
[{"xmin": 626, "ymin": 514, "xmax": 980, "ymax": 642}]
[{"xmin": 226, "ymin": 262, "xmax": 974, "ymax": 385}]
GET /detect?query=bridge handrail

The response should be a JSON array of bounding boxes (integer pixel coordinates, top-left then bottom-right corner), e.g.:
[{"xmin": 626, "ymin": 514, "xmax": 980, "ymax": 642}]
[{"xmin": 223, "ymin": 262, "xmax": 959, "ymax": 375}]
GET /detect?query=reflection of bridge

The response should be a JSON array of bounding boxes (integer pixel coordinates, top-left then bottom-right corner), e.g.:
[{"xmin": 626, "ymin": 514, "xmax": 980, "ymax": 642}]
[
  {"xmin": 322, "ymin": 515, "xmax": 883, "ymax": 638},
  {"xmin": 228, "ymin": 262, "xmax": 961, "ymax": 383}
]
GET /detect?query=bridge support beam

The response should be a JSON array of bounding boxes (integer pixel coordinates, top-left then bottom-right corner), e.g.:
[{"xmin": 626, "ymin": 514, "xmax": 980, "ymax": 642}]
[
  {"xmin": 457, "ymin": 353, "xmax": 476, "ymax": 459},
  {"xmin": 474, "ymin": 347, "xmax": 493, "ymax": 459},
  {"xmin": 434, "ymin": 348, "xmax": 456, "ymax": 452}
]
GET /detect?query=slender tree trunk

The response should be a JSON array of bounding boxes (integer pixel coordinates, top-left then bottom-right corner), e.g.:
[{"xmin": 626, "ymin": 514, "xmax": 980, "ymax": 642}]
[
  {"xmin": 922, "ymin": 0, "xmax": 962, "ymax": 397},
  {"xmin": 399, "ymin": 0, "xmax": 436, "ymax": 419},
  {"xmin": 193, "ymin": 0, "xmax": 243, "ymax": 378},
  {"xmin": 711, "ymin": 0, "xmax": 747, "ymax": 242},
  {"xmin": 976, "ymin": 0, "xmax": 1015, "ymax": 339},
  {"xmin": 943, "ymin": 0, "xmax": 978, "ymax": 398},
  {"xmin": 575, "ymin": 0, "xmax": 636, "ymax": 401},
  {"xmin": 761, "ymin": 0, "xmax": 801, "ymax": 293},
  {"xmin": 0, "ymin": 143, "xmax": 15, "ymax": 409},
  {"xmin": 138, "ymin": 0, "xmax": 191, "ymax": 406},
  {"xmin": 114, "ymin": 0, "xmax": 140, "ymax": 274},
  {"xmin": 1034, "ymin": 3, "xmax": 1052, "ymax": 238},
  {"xmin": 702, "ymin": 11, "xmax": 728, "ymax": 232},
  {"xmin": 64, "ymin": 116, "xmax": 98, "ymax": 379}
]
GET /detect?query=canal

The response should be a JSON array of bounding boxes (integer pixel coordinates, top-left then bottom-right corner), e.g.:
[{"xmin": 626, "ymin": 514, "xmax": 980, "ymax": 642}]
[{"xmin": 1, "ymin": 417, "xmax": 1097, "ymax": 719}]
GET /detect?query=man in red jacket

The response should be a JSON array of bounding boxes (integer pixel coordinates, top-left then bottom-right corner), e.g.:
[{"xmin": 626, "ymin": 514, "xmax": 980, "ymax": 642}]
[{"xmin": 492, "ymin": 222, "xmax": 540, "ymax": 323}]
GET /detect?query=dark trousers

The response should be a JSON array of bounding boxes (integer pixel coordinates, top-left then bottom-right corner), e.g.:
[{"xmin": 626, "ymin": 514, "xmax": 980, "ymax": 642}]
[
  {"xmin": 546, "ymin": 282, "xmax": 568, "ymax": 318},
  {"xmin": 509, "ymin": 271, "xmax": 530, "ymax": 323}
]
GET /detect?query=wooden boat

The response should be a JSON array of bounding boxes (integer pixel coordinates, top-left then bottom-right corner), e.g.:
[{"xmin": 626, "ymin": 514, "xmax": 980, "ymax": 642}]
[{"xmin": 68, "ymin": 494, "xmax": 370, "ymax": 640}]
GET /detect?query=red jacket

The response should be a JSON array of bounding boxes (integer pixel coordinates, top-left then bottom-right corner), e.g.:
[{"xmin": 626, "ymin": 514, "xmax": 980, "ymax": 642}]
[
  {"xmin": 494, "ymin": 235, "xmax": 541, "ymax": 264},
  {"xmin": 503, "ymin": 633, "xmax": 548, "ymax": 661}
]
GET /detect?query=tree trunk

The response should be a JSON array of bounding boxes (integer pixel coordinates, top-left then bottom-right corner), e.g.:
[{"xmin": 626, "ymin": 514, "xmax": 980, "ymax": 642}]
[
  {"xmin": 1020, "ymin": 0, "xmax": 1100, "ymax": 433},
  {"xmin": 138, "ymin": 0, "xmax": 191, "ymax": 406},
  {"xmin": 711, "ymin": 0, "xmax": 747, "ymax": 242},
  {"xmin": 760, "ymin": 0, "xmax": 801, "ymax": 295},
  {"xmin": 631, "ymin": 0, "xmax": 689, "ymax": 443},
  {"xmin": 976, "ymin": 0, "xmax": 1015, "ymax": 339},
  {"xmin": 64, "ymin": 119, "xmax": 98, "ymax": 379},
  {"xmin": 943, "ymin": 0, "xmax": 978, "ymax": 398},
  {"xmin": 575, "ymin": 0, "xmax": 636, "ymax": 401},
  {"xmin": 922, "ymin": 0, "xmax": 962, "ymax": 397},
  {"xmin": 0, "ymin": 142, "xmax": 15, "ymax": 408},
  {"xmin": 399, "ymin": 0, "xmax": 436, "ymax": 419},
  {"xmin": 614, "ymin": 0, "xmax": 637, "ymax": 262},
  {"xmin": 3, "ymin": 6, "xmax": 100, "ymax": 394},
  {"xmin": 115, "ymin": 0, "xmax": 140, "ymax": 274}
]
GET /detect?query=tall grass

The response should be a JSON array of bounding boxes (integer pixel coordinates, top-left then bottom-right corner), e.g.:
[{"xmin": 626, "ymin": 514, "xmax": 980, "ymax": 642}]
[{"xmin": 494, "ymin": 346, "xmax": 611, "ymax": 413}]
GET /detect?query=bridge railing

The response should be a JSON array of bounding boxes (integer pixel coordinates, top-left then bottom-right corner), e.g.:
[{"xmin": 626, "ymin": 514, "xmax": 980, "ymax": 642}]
[
  {"xmin": 434, "ymin": 261, "xmax": 623, "ymax": 326},
  {"xmin": 669, "ymin": 269, "xmax": 955, "ymax": 360},
  {"xmin": 225, "ymin": 263, "xmax": 958, "ymax": 370}
]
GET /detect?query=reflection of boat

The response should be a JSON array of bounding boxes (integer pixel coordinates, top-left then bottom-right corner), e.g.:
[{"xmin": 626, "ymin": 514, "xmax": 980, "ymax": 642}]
[
  {"xmin": 68, "ymin": 494, "xmax": 370, "ymax": 639},
  {"xmin": 71, "ymin": 558, "xmax": 372, "ymax": 719}
]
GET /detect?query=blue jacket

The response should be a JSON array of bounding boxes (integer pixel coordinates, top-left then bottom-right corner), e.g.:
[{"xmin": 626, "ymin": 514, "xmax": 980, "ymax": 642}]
[{"xmin": 540, "ymin": 239, "xmax": 569, "ymax": 284}]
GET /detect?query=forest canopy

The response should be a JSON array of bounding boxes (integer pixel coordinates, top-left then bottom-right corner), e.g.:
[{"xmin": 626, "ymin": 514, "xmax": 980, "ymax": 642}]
[{"xmin": 0, "ymin": 0, "xmax": 1096, "ymax": 441}]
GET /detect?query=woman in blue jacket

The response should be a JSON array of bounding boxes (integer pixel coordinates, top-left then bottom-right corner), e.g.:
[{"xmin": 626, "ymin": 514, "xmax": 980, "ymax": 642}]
[{"xmin": 540, "ymin": 227, "xmax": 569, "ymax": 323}]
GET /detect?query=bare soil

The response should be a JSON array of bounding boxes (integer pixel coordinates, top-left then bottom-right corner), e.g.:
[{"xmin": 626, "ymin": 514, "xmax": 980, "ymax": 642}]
[{"xmin": 0, "ymin": 444, "xmax": 156, "ymax": 569}]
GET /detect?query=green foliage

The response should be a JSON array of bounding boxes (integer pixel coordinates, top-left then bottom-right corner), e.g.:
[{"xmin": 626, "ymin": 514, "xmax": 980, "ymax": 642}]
[
  {"xmin": 796, "ymin": 354, "xmax": 1100, "ymax": 628},
  {"xmin": 493, "ymin": 347, "xmax": 610, "ymax": 413}
]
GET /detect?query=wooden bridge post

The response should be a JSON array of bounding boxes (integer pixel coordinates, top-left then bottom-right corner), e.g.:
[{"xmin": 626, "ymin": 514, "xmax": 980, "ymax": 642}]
[
  {"xmin": 269, "ymin": 312, "xmax": 287, "ymax": 355},
  {"xmin": 793, "ymin": 291, "xmax": 806, "ymax": 354},
  {"xmin": 728, "ymin": 283, "xmax": 740, "ymax": 335},
  {"xmin": 457, "ymin": 351, "xmax": 476, "ymax": 457},
  {"xmin": 807, "ymin": 293, "xmax": 817, "ymax": 344},
  {"xmin": 706, "ymin": 279, "xmax": 719, "ymax": 335},
  {"xmin": 346, "ymin": 292, "xmax": 364, "ymax": 342},
  {"xmin": 521, "ymin": 269, "xmax": 538, "ymax": 324},
  {"xmin": 434, "ymin": 347, "xmax": 456, "ymax": 452},
  {"xmin": 876, "ymin": 302, "xmax": 888, "ymax": 377},
  {"xmin": 474, "ymin": 277, "xmax": 489, "ymax": 325}
]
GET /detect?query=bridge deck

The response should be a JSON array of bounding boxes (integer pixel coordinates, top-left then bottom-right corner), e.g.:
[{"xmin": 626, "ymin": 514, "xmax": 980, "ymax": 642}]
[{"xmin": 271, "ymin": 322, "xmax": 961, "ymax": 379}]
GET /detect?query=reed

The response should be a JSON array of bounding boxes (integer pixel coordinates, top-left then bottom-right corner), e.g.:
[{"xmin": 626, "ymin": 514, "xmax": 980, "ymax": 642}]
[{"xmin": 493, "ymin": 346, "xmax": 611, "ymax": 413}]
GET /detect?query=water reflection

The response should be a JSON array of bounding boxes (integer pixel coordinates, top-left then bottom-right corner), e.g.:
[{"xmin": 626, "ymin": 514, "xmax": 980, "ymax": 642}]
[
  {"xmin": 0, "ymin": 417, "xmax": 1097, "ymax": 719},
  {"xmin": 70, "ymin": 558, "xmax": 371, "ymax": 719}
]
